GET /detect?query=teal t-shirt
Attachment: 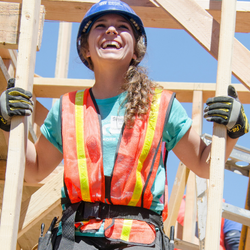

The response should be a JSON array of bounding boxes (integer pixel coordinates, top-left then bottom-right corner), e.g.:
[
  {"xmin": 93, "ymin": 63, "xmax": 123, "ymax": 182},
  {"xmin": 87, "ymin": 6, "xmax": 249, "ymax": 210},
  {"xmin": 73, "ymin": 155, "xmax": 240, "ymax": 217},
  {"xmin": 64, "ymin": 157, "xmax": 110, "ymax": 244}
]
[{"xmin": 40, "ymin": 90, "xmax": 192, "ymax": 236}]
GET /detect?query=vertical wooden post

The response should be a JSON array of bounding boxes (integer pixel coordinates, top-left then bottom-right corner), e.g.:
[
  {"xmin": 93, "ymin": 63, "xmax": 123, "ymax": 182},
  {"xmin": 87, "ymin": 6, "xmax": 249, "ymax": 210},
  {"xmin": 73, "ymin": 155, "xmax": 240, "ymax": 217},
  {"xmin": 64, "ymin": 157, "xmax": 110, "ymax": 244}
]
[
  {"xmin": 239, "ymin": 172, "xmax": 250, "ymax": 250},
  {"xmin": 183, "ymin": 90, "xmax": 203, "ymax": 243},
  {"xmin": 0, "ymin": 1, "xmax": 41, "ymax": 249},
  {"xmin": 52, "ymin": 21, "xmax": 72, "ymax": 105},
  {"xmin": 196, "ymin": 177, "xmax": 209, "ymax": 250},
  {"xmin": 205, "ymin": 1, "xmax": 237, "ymax": 249},
  {"xmin": 164, "ymin": 162, "xmax": 189, "ymax": 237},
  {"xmin": 55, "ymin": 22, "xmax": 72, "ymax": 79}
]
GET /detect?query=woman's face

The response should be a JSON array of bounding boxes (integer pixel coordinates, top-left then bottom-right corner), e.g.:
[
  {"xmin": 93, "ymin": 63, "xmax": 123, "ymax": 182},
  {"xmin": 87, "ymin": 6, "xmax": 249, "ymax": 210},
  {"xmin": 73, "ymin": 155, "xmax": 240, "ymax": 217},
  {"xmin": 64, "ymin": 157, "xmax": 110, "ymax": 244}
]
[{"xmin": 86, "ymin": 14, "xmax": 137, "ymax": 69}]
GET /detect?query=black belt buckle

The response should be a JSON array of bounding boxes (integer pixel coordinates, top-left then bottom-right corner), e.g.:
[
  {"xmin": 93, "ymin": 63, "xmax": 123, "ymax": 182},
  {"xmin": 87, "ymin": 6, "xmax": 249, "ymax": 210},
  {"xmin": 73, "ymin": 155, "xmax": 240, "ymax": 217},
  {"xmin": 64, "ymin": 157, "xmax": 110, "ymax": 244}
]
[
  {"xmin": 83, "ymin": 202, "xmax": 101, "ymax": 220},
  {"xmin": 99, "ymin": 203, "xmax": 111, "ymax": 219}
]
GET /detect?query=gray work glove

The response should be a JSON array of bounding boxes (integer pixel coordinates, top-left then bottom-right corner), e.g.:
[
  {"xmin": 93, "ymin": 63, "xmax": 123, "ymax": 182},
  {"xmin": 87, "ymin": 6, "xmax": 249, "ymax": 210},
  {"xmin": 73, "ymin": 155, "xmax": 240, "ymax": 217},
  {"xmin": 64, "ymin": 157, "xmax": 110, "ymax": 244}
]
[
  {"xmin": 204, "ymin": 85, "xmax": 249, "ymax": 139},
  {"xmin": 0, "ymin": 78, "xmax": 33, "ymax": 132}
]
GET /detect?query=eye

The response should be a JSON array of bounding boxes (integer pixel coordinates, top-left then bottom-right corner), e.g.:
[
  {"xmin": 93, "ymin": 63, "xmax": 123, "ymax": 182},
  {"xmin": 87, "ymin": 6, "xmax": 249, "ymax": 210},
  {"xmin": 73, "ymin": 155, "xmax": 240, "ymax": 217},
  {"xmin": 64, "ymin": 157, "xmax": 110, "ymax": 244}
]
[
  {"xmin": 119, "ymin": 24, "xmax": 130, "ymax": 30},
  {"xmin": 94, "ymin": 23, "xmax": 105, "ymax": 28}
]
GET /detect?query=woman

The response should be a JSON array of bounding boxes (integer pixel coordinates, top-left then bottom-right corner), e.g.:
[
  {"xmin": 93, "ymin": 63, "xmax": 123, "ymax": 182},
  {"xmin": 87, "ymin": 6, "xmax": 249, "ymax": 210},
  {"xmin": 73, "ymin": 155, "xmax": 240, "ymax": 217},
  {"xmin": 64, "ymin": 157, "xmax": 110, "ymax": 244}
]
[{"xmin": 0, "ymin": 0, "xmax": 248, "ymax": 249}]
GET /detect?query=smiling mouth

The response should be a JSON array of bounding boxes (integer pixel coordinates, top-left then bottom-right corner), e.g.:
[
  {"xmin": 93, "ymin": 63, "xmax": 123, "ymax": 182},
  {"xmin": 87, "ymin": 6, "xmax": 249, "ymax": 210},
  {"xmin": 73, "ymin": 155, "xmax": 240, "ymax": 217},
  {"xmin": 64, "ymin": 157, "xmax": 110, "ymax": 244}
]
[{"xmin": 101, "ymin": 41, "xmax": 122, "ymax": 49}]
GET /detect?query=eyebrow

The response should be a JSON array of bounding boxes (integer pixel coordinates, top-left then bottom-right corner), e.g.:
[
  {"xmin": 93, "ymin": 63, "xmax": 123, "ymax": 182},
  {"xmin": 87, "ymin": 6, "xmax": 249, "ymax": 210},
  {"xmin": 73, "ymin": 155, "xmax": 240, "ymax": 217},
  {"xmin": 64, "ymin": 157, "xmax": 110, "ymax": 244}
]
[{"xmin": 95, "ymin": 19, "xmax": 129, "ymax": 24}]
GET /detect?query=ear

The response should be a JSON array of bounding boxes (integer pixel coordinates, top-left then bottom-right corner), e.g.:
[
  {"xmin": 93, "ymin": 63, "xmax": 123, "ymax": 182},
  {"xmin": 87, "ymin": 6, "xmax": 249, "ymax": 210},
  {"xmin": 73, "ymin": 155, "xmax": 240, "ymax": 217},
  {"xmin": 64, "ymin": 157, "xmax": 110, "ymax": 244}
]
[
  {"xmin": 132, "ymin": 53, "xmax": 137, "ymax": 60},
  {"xmin": 86, "ymin": 50, "xmax": 91, "ymax": 58}
]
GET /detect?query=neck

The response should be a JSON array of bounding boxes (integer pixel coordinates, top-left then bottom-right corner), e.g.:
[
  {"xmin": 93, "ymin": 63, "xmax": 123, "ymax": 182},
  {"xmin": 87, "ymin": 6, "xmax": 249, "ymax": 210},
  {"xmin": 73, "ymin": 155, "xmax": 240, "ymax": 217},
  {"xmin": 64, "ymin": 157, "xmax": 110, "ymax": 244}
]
[{"xmin": 91, "ymin": 63, "xmax": 128, "ymax": 99}]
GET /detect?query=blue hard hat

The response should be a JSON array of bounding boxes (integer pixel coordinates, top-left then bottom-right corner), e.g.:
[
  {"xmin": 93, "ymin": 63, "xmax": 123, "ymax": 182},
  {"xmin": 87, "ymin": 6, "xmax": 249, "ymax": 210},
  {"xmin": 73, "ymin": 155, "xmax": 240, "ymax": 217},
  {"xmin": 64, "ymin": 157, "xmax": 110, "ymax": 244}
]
[{"xmin": 77, "ymin": 0, "xmax": 147, "ymax": 69}]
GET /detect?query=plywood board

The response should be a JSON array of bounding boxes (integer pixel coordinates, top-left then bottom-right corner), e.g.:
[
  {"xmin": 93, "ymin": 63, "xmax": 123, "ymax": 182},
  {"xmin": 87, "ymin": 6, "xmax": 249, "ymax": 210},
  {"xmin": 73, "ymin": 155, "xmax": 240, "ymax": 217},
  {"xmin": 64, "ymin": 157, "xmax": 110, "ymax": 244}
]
[{"xmin": 0, "ymin": 3, "xmax": 45, "ymax": 50}]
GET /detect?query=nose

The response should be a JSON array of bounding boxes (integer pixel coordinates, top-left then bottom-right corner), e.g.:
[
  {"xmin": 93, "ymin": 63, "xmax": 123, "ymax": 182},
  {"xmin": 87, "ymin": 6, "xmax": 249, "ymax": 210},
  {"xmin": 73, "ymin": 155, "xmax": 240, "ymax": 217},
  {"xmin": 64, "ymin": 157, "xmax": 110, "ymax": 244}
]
[{"xmin": 106, "ymin": 26, "xmax": 118, "ymax": 35}]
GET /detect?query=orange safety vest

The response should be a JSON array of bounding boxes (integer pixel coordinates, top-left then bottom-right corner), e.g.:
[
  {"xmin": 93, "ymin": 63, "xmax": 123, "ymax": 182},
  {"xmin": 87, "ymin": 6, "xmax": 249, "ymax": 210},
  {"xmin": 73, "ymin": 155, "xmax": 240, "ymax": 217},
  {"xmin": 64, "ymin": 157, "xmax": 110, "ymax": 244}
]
[{"xmin": 61, "ymin": 88, "xmax": 175, "ymax": 245}]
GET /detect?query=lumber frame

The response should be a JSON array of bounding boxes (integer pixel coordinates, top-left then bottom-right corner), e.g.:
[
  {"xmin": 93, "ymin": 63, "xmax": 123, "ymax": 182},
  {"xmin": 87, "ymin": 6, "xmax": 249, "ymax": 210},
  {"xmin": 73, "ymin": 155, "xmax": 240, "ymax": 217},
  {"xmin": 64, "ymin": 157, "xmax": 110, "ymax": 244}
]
[
  {"xmin": 0, "ymin": 1, "xmax": 42, "ymax": 249},
  {"xmin": 0, "ymin": 49, "xmax": 17, "ymax": 78},
  {"xmin": 32, "ymin": 78, "xmax": 250, "ymax": 103},
  {"xmin": 164, "ymin": 162, "xmax": 189, "ymax": 236},
  {"xmin": 0, "ymin": 56, "xmax": 9, "ymax": 93},
  {"xmin": 0, "ymin": 3, "xmax": 45, "ymax": 50},
  {"xmin": 222, "ymin": 203, "xmax": 250, "ymax": 227},
  {"xmin": 155, "ymin": 0, "xmax": 250, "ymax": 92},
  {"xmin": 0, "ymin": 56, "xmax": 10, "ymax": 160},
  {"xmin": 18, "ymin": 170, "xmax": 63, "ymax": 239},
  {"xmin": 239, "ymin": 172, "xmax": 250, "ymax": 250},
  {"xmin": 2, "ymin": 0, "xmax": 250, "ymax": 33},
  {"xmin": 196, "ymin": 177, "xmax": 208, "ymax": 250},
  {"xmin": 205, "ymin": 1, "xmax": 237, "ymax": 249},
  {"xmin": 0, "ymin": 0, "xmax": 249, "ymax": 249},
  {"xmin": 174, "ymin": 238, "xmax": 199, "ymax": 250},
  {"xmin": 55, "ymin": 22, "xmax": 72, "ymax": 79},
  {"xmin": 183, "ymin": 90, "xmax": 203, "ymax": 243}
]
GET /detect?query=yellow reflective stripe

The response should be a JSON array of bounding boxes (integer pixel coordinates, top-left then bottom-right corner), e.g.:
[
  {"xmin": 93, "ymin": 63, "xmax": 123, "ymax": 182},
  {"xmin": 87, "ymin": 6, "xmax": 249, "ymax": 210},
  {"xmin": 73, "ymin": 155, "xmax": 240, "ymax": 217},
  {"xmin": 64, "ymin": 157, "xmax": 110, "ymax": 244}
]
[
  {"xmin": 120, "ymin": 219, "xmax": 133, "ymax": 242},
  {"xmin": 128, "ymin": 89, "xmax": 162, "ymax": 206},
  {"xmin": 75, "ymin": 90, "xmax": 91, "ymax": 202}
]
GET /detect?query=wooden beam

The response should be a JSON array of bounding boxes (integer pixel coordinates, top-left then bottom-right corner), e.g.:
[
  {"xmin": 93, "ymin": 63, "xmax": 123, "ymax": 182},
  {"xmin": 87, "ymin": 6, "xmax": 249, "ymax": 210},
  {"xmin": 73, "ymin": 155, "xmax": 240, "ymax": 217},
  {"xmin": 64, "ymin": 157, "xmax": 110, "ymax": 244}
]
[
  {"xmin": 0, "ymin": 56, "xmax": 10, "ymax": 93},
  {"xmin": 2, "ymin": 0, "xmax": 250, "ymax": 33},
  {"xmin": 155, "ymin": 0, "xmax": 250, "ymax": 92},
  {"xmin": 0, "ymin": 57, "xmax": 10, "ymax": 160},
  {"xmin": 196, "ymin": 177, "xmax": 208, "ymax": 249},
  {"xmin": 195, "ymin": 0, "xmax": 250, "ymax": 33},
  {"xmin": 18, "ymin": 170, "xmax": 63, "ymax": 239},
  {"xmin": 194, "ymin": 0, "xmax": 250, "ymax": 11},
  {"xmin": 222, "ymin": 203, "xmax": 250, "ymax": 227},
  {"xmin": 52, "ymin": 21, "xmax": 72, "ymax": 106},
  {"xmin": 164, "ymin": 162, "xmax": 189, "ymax": 236},
  {"xmin": 183, "ymin": 91, "xmax": 203, "ymax": 243},
  {"xmin": 0, "ymin": 183, "xmax": 40, "ymax": 207},
  {"xmin": 0, "ymin": 3, "xmax": 45, "ymax": 50},
  {"xmin": 0, "ymin": 160, "xmax": 6, "ymax": 182},
  {"xmin": 205, "ymin": 0, "xmax": 237, "ymax": 249},
  {"xmin": 17, "ymin": 204, "xmax": 62, "ymax": 250},
  {"xmin": 0, "ymin": 1, "xmax": 41, "ymax": 249},
  {"xmin": 55, "ymin": 22, "xmax": 72, "ymax": 79},
  {"xmin": 33, "ymin": 78, "xmax": 250, "ymax": 103},
  {"xmin": 174, "ymin": 238, "xmax": 199, "ymax": 250},
  {"xmin": 239, "ymin": 172, "xmax": 250, "ymax": 250},
  {"xmin": 0, "ymin": 49, "xmax": 17, "ymax": 65},
  {"xmin": 0, "ymin": 131, "xmax": 8, "ymax": 161},
  {"xmin": 0, "ymin": 49, "xmax": 17, "ymax": 77}
]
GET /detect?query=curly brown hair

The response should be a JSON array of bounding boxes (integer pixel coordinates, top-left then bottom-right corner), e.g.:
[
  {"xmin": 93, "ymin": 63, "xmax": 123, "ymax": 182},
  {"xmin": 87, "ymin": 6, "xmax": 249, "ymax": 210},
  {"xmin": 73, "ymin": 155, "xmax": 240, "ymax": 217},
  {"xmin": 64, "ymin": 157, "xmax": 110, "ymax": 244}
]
[{"xmin": 79, "ymin": 31, "xmax": 162, "ymax": 127}]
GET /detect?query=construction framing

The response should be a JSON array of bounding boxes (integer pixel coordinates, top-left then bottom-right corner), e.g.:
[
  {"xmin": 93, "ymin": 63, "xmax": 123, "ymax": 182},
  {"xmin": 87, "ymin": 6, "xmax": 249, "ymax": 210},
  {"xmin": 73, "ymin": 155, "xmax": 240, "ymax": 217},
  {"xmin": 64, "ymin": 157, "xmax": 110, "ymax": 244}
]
[{"xmin": 0, "ymin": 0, "xmax": 250, "ymax": 250}]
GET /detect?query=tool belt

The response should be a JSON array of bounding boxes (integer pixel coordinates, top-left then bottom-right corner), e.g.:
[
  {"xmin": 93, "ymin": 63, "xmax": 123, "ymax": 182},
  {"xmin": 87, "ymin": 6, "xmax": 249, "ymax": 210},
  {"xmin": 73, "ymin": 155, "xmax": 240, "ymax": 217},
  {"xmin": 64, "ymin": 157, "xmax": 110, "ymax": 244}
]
[
  {"xmin": 38, "ymin": 201, "xmax": 172, "ymax": 250},
  {"xmin": 74, "ymin": 201, "xmax": 163, "ymax": 227}
]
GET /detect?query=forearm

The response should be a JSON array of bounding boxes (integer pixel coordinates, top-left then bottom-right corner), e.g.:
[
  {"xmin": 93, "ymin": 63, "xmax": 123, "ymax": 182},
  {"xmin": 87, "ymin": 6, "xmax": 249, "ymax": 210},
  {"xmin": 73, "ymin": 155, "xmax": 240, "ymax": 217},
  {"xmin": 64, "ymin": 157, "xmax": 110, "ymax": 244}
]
[
  {"xmin": 3, "ymin": 130, "xmax": 41, "ymax": 183},
  {"xmin": 199, "ymin": 135, "xmax": 238, "ymax": 178},
  {"xmin": 2, "ymin": 130, "xmax": 60, "ymax": 183},
  {"xmin": 24, "ymin": 139, "xmax": 41, "ymax": 183},
  {"xmin": 174, "ymin": 126, "xmax": 238, "ymax": 179}
]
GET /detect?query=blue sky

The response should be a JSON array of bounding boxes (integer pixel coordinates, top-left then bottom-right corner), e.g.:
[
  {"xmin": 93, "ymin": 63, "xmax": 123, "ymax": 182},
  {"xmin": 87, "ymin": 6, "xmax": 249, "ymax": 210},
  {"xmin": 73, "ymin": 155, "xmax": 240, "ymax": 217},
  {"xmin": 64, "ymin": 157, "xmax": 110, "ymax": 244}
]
[{"xmin": 35, "ymin": 6, "xmax": 250, "ymax": 209}]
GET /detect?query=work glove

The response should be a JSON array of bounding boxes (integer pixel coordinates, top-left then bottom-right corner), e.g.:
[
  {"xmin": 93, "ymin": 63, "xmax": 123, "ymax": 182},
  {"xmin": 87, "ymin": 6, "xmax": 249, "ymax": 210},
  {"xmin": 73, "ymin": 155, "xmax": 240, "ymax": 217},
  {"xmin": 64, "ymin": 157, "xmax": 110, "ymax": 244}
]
[
  {"xmin": 0, "ymin": 78, "xmax": 33, "ymax": 132},
  {"xmin": 204, "ymin": 85, "xmax": 249, "ymax": 139}
]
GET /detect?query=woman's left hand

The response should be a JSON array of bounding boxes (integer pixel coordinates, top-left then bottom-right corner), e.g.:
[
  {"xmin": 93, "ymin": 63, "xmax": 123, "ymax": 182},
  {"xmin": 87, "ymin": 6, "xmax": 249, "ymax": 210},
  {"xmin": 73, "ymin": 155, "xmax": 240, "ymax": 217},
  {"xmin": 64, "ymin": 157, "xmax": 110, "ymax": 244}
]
[{"xmin": 204, "ymin": 85, "xmax": 249, "ymax": 139}]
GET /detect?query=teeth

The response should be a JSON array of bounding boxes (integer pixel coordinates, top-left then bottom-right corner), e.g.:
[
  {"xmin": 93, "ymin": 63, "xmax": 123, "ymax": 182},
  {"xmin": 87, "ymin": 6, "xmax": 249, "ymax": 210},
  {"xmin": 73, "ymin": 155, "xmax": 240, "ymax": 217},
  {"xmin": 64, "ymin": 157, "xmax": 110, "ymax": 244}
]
[{"xmin": 102, "ymin": 41, "xmax": 121, "ymax": 49}]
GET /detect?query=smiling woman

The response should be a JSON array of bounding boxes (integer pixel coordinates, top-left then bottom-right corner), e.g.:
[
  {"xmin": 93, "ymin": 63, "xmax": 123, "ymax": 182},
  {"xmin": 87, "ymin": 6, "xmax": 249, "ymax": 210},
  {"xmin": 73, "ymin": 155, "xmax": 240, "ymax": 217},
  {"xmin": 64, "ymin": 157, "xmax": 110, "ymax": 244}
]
[
  {"xmin": 85, "ymin": 14, "xmax": 137, "ymax": 74},
  {"xmin": 0, "ymin": 0, "xmax": 248, "ymax": 250}
]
